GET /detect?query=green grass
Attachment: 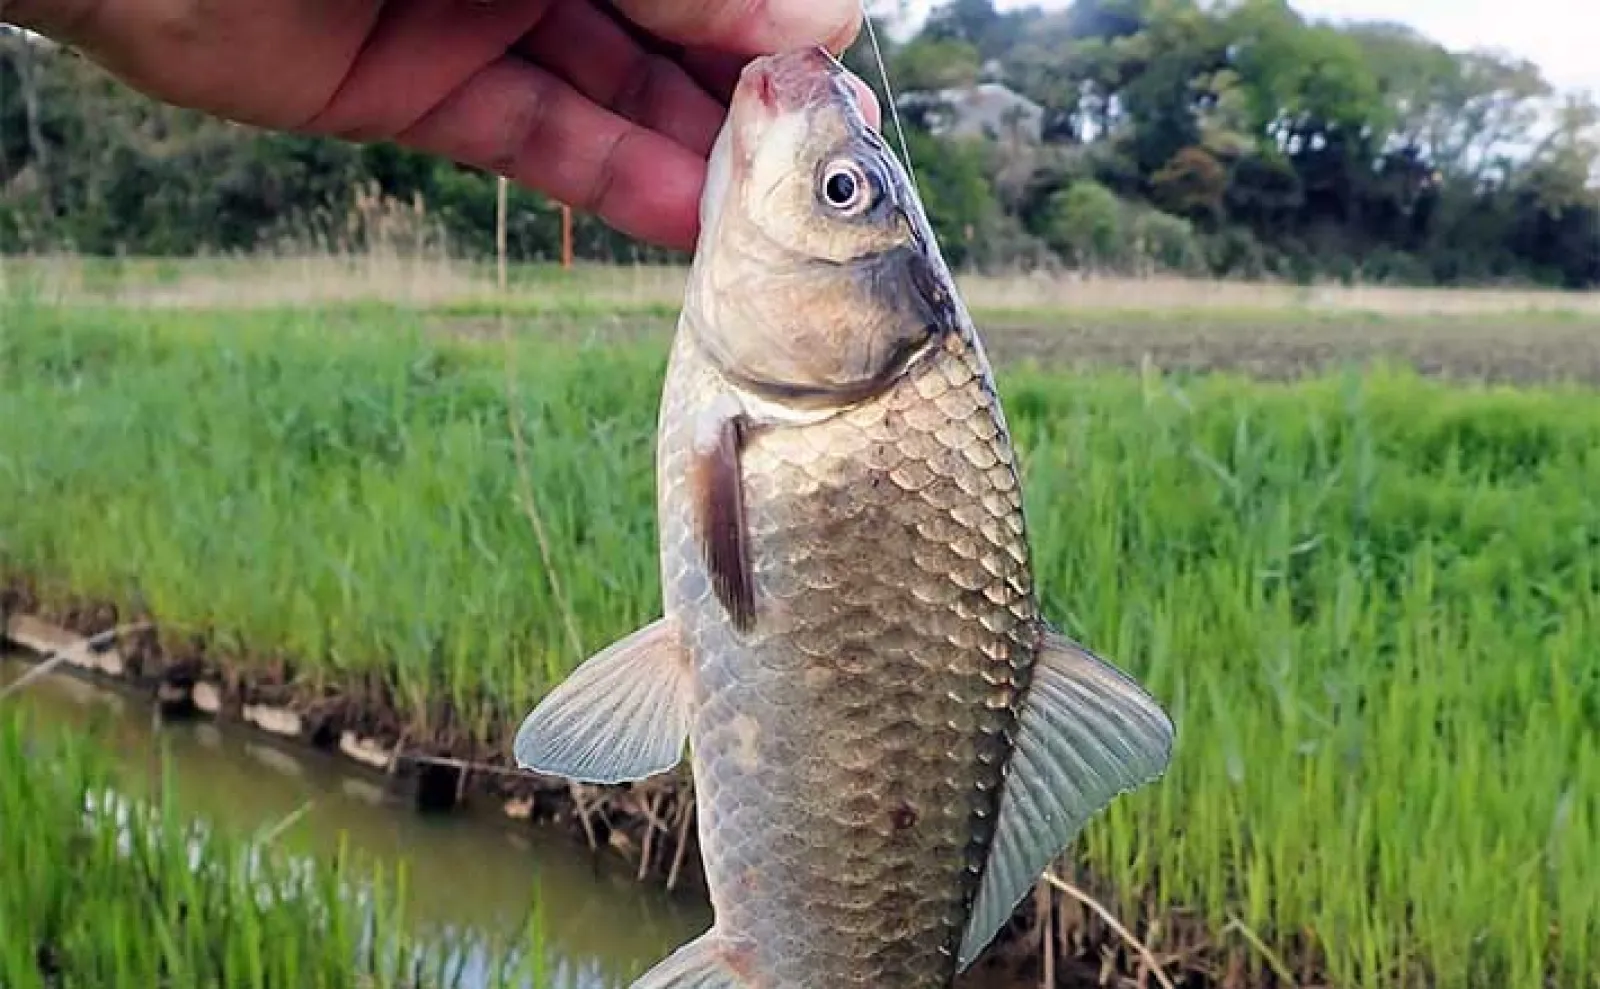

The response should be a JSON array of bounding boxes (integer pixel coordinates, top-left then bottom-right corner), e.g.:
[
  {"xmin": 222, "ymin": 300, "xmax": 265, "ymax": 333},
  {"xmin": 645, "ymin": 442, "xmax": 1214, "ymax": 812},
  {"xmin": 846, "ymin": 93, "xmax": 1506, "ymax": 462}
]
[
  {"xmin": 0, "ymin": 704, "xmax": 548, "ymax": 988},
  {"xmin": 1, "ymin": 298, "xmax": 1596, "ymax": 987}
]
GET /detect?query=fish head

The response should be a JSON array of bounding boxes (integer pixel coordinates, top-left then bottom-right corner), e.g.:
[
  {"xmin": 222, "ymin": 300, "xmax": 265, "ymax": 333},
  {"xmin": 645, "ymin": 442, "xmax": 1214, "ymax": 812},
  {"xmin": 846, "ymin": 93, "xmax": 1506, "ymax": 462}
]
[{"xmin": 685, "ymin": 46, "xmax": 964, "ymax": 409}]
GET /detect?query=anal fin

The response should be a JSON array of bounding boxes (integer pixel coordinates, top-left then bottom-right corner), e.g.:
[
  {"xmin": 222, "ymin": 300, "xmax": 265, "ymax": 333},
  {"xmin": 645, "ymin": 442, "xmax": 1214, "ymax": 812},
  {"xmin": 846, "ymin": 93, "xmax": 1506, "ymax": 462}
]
[
  {"xmin": 958, "ymin": 625, "xmax": 1175, "ymax": 969},
  {"xmin": 633, "ymin": 930, "xmax": 753, "ymax": 989},
  {"xmin": 690, "ymin": 401, "xmax": 755, "ymax": 632},
  {"xmin": 513, "ymin": 617, "xmax": 693, "ymax": 785}
]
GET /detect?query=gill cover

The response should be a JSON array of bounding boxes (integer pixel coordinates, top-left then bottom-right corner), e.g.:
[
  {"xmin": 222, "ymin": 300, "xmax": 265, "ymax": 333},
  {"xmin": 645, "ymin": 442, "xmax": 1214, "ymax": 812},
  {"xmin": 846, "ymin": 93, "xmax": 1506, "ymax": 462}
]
[{"xmin": 687, "ymin": 48, "xmax": 960, "ymax": 407}]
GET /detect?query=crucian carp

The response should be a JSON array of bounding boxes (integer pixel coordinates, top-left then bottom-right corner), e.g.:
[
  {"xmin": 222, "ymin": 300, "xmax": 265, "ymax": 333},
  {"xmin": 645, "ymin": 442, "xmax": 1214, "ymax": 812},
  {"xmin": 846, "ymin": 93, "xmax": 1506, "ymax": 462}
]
[{"xmin": 514, "ymin": 45, "xmax": 1175, "ymax": 989}]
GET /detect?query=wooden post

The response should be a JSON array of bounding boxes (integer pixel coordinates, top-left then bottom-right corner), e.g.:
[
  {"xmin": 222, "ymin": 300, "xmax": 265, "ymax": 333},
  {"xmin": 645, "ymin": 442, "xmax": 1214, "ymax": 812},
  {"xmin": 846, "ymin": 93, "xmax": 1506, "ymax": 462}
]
[
  {"xmin": 560, "ymin": 204, "xmax": 573, "ymax": 270},
  {"xmin": 495, "ymin": 176, "xmax": 509, "ymax": 293}
]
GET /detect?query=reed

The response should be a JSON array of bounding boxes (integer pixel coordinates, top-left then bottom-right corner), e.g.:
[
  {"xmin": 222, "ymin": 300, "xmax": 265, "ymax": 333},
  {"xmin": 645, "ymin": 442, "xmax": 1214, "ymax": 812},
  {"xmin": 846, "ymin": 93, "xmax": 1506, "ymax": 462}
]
[{"xmin": 1, "ymin": 297, "xmax": 1595, "ymax": 986}]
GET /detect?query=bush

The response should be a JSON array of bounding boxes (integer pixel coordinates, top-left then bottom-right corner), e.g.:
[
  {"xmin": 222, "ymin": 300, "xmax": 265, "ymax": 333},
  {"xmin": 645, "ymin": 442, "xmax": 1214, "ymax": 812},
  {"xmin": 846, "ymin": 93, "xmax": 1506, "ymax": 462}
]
[
  {"xmin": 1041, "ymin": 179, "xmax": 1126, "ymax": 269},
  {"xmin": 1040, "ymin": 179, "xmax": 1209, "ymax": 276},
  {"xmin": 1130, "ymin": 208, "xmax": 1207, "ymax": 275}
]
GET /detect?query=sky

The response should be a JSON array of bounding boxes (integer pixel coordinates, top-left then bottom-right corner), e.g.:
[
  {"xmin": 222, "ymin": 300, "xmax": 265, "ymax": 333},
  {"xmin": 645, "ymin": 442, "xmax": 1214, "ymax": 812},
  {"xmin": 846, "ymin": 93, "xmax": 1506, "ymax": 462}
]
[
  {"xmin": 1285, "ymin": 0, "xmax": 1596, "ymax": 97},
  {"xmin": 883, "ymin": 0, "xmax": 1599, "ymax": 99}
]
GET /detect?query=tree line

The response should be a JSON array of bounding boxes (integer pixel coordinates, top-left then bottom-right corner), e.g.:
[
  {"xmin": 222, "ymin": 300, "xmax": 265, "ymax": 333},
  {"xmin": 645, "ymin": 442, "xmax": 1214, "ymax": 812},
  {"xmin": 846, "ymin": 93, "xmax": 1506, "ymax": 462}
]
[{"xmin": 3, "ymin": 0, "xmax": 1598, "ymax": 288}]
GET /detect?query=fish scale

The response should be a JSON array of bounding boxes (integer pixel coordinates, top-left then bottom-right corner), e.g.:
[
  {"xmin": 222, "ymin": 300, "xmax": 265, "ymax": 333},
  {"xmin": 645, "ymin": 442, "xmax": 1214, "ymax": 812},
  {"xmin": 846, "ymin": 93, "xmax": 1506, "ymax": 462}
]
[{"xmin": 654, "ymin": 321, "xmax": 1036, "ymax": 988}]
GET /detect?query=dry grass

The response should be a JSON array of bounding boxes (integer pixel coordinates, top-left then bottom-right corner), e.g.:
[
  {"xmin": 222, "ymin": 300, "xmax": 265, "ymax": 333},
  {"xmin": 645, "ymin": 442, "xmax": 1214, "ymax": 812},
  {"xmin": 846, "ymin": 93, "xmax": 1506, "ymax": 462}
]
[
  {"xmin": 6, "ymin": 241, "xmax": 1600, "ymax": 319},
  {"xmin": 960, "ymin": 270, "xmax": 1600, "ymax": 317}
]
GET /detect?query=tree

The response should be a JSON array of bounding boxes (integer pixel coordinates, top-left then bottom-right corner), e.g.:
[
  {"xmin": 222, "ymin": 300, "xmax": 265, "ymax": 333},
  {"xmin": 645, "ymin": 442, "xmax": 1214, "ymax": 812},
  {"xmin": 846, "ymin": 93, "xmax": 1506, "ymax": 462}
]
[
  {"xmin": 1440, "ymin": 52, "xmax": 1553, "ymax": 183},
  {"xmin": 3, "ymin": 2, "xmax": 1596, "ymax": 286},
  {"xmin": 892, "ymin": 37, "xmax": 983, "ymax": 91}
]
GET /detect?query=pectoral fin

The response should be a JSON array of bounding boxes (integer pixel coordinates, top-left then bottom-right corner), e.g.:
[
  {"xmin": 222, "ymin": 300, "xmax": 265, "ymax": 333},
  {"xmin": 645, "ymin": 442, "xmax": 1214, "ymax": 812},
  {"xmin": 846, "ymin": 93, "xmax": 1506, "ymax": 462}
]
[
  {"xmin": 513, "ymin": 617, "xmax": 693, "ymax": 785},
  {"xmin": 634, "ymin": 930, "xmax": 754, "ymax": 989},
  {"xmin": 690, "ymin": 403, "xmax": 756, "ymax": 633},
  {"xmin": 958, "ymin": 625, "xmax": 1175, "ymax": 970}
]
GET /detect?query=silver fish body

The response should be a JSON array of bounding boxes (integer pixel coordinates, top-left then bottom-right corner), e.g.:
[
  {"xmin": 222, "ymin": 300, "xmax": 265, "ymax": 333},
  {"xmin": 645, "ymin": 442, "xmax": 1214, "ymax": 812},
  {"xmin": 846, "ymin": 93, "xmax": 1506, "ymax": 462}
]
[
  {"xmin": 515, "ymin": 46, "xmax": 1174, "ymax": 989},
  {"xmin": 656, "ymin": 317, "xmax": 1028, "ymax": 987}
]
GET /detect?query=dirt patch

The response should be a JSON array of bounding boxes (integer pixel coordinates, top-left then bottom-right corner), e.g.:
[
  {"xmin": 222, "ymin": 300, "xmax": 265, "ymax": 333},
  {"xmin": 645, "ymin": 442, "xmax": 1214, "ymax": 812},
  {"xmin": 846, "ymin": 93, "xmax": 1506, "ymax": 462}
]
[
  {"xmin": 430, "ymin": 310, "xmax": 1600, "ymax": 388},
  {"xmin": 980, "ymin": 313, "xmax": 1600, "ymax": 386},
  {"xmin": 3, "ymin": 575, "xmax": 1326, "ymax": 988}
]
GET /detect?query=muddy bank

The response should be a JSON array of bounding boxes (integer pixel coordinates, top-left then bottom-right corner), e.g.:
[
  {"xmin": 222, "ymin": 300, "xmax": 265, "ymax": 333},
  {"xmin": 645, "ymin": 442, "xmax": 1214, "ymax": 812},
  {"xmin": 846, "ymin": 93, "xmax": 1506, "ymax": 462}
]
[{"xmin": 2, "ymin": 578, "xmax": 1309, "ymax": 988}]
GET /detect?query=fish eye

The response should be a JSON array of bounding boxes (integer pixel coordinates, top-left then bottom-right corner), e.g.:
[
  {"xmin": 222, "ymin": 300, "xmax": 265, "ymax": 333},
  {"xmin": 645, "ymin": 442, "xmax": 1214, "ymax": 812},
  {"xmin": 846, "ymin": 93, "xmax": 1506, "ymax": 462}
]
[{"xmin": 820, "ymin": 159, "xmax": 873, "ymax": 214}]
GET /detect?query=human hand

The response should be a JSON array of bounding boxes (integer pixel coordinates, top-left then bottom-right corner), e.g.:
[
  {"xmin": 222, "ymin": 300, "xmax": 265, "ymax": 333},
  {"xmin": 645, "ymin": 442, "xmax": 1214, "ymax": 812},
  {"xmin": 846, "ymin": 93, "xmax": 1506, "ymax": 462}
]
[{"xmin": 4, "ymin": 0, "xmax": 882, "ymax": 252}]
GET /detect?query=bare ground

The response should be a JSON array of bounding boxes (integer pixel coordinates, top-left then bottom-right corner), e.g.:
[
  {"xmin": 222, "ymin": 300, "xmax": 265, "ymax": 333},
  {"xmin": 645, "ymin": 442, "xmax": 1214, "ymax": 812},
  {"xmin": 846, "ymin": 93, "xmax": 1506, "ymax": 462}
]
[{"xmin": 429, "ymin": 308, "xmax": 1600, "ymax": 388}]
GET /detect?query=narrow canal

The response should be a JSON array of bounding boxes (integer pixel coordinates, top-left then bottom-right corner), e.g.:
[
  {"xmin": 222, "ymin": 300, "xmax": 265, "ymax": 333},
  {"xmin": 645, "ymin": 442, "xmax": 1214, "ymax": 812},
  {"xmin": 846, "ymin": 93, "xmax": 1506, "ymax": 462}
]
[{"xmin": 0, "ymin": 653, "xmax": 713, "ymax": 988}]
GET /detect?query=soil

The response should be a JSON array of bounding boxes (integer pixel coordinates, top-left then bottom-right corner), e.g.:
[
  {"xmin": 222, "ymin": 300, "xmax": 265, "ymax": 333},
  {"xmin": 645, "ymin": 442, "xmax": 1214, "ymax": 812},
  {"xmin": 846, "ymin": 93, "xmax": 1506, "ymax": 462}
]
[
  {"xmin": 430, "ymin": 309, "xmax": 1600, "ymax": 388},
  {"xmin": 979, "ymin": 313, "xmax": 1600, "ymax": 387}
]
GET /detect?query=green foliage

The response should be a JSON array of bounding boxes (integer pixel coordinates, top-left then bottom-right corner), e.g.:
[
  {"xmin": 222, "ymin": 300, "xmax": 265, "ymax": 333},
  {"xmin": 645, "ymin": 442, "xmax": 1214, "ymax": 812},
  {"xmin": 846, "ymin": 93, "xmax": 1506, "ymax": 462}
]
[
  {"xmin": 1130, "ymin": 207, "xmax": 1206, "ymax": 273},
  {"xmin": 1038, "ymin": 178, "xmax": 1205, "ymax": 274},
  {"xmin": 900, "ymin": 129, "xmax": 999, "ymax": 266},
  {"xmin": 1042, "ymin": 179, "xmax": 1125, "ymax": 267},
  {"xmin": 0, "ymin": 707, "xmax": 544, "ymax": 988},
  {"xmin": 2, "ymin": 304, "xmax": 1597, "ymax": 986},
  {"xmin": 3, "ymin": 6, "xmax": 1599, "ymax": 284},
  {"xmin": 890, "ymin": 37, "xmax": 983, "ymax": 91}
]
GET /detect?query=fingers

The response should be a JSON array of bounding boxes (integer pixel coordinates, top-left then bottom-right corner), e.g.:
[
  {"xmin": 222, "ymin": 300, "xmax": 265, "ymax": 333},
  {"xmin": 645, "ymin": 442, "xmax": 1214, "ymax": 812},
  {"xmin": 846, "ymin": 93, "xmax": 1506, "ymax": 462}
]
[
  {"xmin": 303, "ymin": 0, "xmax": 552, "ymax": 139},
  {"xmin": 517, "ymin": 0, "xmax": 726, "ymax": 157},
  {"xmin": 1, "ymin": 0, "xmax": 101, "ymax": 42},
  {"xmin": 677, "ymin": 48, "xmax": 751, "ymax": 104},
  {"xmin": 607, "ymin": 0, "xmax": 863, "ymax": 56},
  {"xmin": 396, "ymin": 56, "xmax": 704, "ymax": 252}
]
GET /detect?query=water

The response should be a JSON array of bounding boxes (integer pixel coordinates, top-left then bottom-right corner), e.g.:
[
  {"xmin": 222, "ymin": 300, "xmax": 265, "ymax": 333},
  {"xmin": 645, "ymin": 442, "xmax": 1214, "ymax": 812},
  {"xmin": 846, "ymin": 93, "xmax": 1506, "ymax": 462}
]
[{"xmin": 0, "ymin": 652, "xmax": 711, "ymax": 988}]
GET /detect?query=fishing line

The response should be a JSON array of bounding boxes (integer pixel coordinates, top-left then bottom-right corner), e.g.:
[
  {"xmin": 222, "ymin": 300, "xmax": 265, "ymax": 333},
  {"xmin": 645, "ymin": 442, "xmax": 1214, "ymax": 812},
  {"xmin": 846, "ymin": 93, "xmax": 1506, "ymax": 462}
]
[{"xmin": 860, "ymin": 3, "xmax": 920, "ymax": 197}]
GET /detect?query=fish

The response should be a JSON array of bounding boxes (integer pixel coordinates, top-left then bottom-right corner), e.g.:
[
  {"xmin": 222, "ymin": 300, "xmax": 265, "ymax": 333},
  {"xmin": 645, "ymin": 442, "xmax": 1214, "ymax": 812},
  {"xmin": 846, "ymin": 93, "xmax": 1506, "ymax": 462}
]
[{"xmin": 513, "ymin": 45, "xmax": 1175, "ymax": 989}]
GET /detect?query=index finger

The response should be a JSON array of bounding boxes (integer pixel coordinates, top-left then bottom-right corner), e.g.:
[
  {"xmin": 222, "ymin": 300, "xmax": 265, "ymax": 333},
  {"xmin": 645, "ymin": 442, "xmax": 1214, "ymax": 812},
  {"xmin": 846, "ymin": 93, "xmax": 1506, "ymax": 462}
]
[{"xmin": 607, "ymin": 0, "xmax": 864, "ymax": 56}]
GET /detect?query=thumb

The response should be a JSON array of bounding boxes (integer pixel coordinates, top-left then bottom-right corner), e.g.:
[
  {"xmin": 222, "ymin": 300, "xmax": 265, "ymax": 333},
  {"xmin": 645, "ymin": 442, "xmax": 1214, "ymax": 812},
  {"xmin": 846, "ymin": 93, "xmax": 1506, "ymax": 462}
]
[{"xmin": 609, "ymin": 0, "xmax": 864, "ymax": 56}]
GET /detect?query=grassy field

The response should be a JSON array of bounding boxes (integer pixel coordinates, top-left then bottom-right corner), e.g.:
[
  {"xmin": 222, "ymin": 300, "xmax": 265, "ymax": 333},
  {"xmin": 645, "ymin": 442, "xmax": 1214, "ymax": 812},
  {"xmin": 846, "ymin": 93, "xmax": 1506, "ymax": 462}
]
[
  {"xmin": 2, "ymin": 283, "xmax": 1598, "ymax": 987},
  {"xmin": 17, "ymin": 252, "xmax": 1600, "ymax": 388},
  {"xmin": 0, "ymin": 704, "xmax": 544, "ymax": 988}
]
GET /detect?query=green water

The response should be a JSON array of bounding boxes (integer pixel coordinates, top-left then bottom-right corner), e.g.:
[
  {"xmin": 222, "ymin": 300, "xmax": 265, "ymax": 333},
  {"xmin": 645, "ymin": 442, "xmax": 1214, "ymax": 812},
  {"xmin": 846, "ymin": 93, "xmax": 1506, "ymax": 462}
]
[{"xmin": 0, "ymin": 653, "xmax": 712, "ymax": 988}]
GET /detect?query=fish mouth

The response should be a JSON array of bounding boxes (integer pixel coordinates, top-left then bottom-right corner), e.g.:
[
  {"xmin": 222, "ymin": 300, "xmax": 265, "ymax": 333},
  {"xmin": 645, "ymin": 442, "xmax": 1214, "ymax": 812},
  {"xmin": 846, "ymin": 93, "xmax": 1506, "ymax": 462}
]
[
  {"xmin": 741, "ymin": 46, "xmax": 847, "ymax": 115},
  {"xmin": 728, "ymin": 47, "xmax": 882, "ymax": 147}
]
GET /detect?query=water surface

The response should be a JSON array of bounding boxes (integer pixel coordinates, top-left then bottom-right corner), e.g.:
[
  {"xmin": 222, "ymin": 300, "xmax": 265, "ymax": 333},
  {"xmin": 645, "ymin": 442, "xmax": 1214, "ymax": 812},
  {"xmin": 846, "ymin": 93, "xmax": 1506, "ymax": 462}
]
[{"xmin": 1, "ymin": 653, "xmax": 711, "ymax": 987}]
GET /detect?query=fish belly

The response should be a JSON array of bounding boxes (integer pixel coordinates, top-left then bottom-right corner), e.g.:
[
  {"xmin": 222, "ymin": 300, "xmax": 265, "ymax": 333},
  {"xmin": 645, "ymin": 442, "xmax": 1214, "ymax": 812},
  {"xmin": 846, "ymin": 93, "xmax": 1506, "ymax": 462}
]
[{"xmin": 656, "ymin": 329, "xmax": 1038, "ymax": 988}]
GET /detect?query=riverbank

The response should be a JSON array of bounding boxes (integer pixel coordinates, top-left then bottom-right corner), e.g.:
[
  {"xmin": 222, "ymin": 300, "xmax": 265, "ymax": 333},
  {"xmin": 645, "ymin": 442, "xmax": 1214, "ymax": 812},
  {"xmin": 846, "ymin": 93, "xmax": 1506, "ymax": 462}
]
[
  {"xmin": 0, "ymin": 646, "xmax": 710, "ymax": 989},
  {"xmin": 0, "ymin": 597, "xmax": 701, "ymax": 890},
  {"xmin": 0, "ymin": 699, "xmax": 544, "ymax": 989},
  {"xmin": 0, "ymin": 612, "xmax": 1097, "ymax": 989},
  {"xmin": 4, "ymin": 299, "xmax": 1596, "ymax": 987}
]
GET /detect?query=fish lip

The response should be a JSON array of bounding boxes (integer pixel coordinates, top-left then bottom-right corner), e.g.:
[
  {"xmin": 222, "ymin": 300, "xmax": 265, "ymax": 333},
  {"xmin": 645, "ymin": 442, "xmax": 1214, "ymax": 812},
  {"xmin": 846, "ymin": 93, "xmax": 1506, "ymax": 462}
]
[{"xmin": 737, "ymin": 45, "xmax": 851, "ymax": 118}]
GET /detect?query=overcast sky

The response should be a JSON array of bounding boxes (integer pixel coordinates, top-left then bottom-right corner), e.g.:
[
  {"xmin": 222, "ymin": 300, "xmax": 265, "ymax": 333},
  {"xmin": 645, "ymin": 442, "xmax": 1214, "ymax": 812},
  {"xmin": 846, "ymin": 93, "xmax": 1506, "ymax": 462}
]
[
  {"xmin": 884, "ymin": 0, "xmax": 1598, "ymax": 98},
  {"xmin": 1286, "ymin": 0, "xmax": 1595, "ymax": 96}
]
